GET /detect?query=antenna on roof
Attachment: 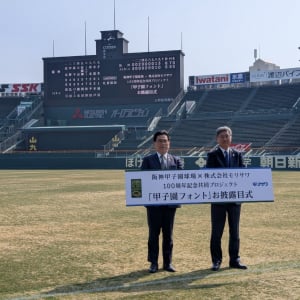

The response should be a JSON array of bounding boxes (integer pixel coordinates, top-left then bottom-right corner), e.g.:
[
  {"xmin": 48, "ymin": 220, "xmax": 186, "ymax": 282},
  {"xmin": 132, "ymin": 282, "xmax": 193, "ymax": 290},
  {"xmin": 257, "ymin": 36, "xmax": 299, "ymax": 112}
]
[
  {"xmin": 181, "ymin": 32, "xmax": 183, "ymax": 51},
  {"xmin": 113, "ymin": 0, "xmax": 116, "ymax": 30},
  {"xmin": 147, "ymin": 16, "xmax": 150, "ymax": 52},
  {"xmin": 84, "ymin": 21, "xmax": 87, "ymax": 55},
  {"xmin": 52, "ymin": 40, "xmax": 55, "ymax": 57}
]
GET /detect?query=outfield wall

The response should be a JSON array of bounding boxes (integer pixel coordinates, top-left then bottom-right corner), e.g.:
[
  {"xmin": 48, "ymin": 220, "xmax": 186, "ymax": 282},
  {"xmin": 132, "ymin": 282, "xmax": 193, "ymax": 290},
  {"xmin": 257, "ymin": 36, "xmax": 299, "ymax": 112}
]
[{"xmin": 0, "ymin": 153, "xmax": 299, "ymax": 170}]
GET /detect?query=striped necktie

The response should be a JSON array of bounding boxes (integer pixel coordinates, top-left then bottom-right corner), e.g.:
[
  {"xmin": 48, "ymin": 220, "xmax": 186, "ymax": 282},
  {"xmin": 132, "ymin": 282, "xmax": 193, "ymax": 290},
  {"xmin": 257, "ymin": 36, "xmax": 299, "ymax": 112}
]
[{"xmin": 160, "ymin": 155, "xmax": 167, "ymax": 169}]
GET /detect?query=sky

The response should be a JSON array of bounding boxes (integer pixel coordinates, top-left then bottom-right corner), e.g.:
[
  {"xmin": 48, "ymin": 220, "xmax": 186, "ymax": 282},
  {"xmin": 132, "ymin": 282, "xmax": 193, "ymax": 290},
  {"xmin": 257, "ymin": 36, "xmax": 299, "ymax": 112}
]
[{"xmin": 1, "ymin": 0, "xmax": 300, "ymax": 86}]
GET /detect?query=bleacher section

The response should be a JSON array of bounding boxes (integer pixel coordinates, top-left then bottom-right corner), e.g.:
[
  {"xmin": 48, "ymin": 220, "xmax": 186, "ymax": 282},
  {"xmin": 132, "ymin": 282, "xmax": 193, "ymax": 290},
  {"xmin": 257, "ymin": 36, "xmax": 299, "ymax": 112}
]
[
  {"xmin": 114, "ymin": 128, "xmax": 148, "ymax": 154},
  {"xmin": 265, "ymin": 114, "xmax": 300, "ymax": 150},
  {"xmin": 0, "ymin": 98, "xmax": 22, "ymax": 120},
  {"xmin": 148, "ymin": 83, "xmax": 300, "ymax": 155},
  {"xmin": 230, "ymin": 117, "xmax": 289, "ymax": 148},
  {"xmin": 186, "ymin": 87, "xmax": 256, "ymax": 114},
  {"xmin": 243, "ymin": 83, "xmax": 300, "ymax": 111},
  {"xmin": 185, "ymin": 83, "xmax": 300, "ymax": 114},
  {"xmin": 106, "ymin": 96, "xmax": 185, "ymax": 154},
  {"xmin": 0, "ymin": 83, "xmax": 299, "ymax": 155},
  {"xmin": 0, "ymin": 96, "xmax": 44, "ymax": 152},
  {"xmin": 168, "ymin": 119, "xmax": 230, "ymax": 149}
]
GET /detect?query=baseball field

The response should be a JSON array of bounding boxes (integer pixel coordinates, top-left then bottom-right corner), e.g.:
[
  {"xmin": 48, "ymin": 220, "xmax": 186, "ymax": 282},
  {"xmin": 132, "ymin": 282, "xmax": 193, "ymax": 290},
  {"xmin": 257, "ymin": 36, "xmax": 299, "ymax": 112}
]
[{"xmin": 0, "ymin": 170, "xmax": 299, "ymax": 300}]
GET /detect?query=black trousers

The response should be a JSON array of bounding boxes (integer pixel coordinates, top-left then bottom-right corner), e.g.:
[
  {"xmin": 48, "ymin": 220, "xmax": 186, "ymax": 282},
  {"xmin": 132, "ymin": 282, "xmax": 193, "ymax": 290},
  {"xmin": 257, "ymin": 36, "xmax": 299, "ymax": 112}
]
[
  {"xmin": 146, "ymin": 206, "xmax": 176, "ymax": 265},
  {"xmin": 210, "ymin": 203, "xmax": 241, "ymax": 264}
]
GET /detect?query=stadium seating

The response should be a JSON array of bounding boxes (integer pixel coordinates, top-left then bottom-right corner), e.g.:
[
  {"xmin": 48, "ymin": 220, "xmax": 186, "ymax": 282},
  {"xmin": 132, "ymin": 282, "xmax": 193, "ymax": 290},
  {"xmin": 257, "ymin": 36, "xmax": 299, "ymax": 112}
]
[
  {"xmin": 142, "ymin": 83, "xmax": 300, "ymax": 156},
  {"xmin": 0, "ymin": 98, "xmax": 21, "ymax": 120},
  {"xmin": 0, "ymin": 83, "xmax": 299, "ymax": 156},
  {"xmin": 265, "ymin": 114, "xmax": 300, "ymax": 149},
  {"xmin": 243, "ymin": 83, "xmax": 300, "ymax": 111},
  {"xmin": 186, "ymin": 87, "xmax": 256, "ymax": 114}
]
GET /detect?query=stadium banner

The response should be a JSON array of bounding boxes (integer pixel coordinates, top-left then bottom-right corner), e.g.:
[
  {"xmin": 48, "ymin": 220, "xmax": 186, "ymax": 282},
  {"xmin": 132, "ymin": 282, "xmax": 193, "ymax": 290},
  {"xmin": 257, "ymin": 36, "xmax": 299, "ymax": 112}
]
[
  {"xmin": 191, "ymin": 72, "xmax": 246, "ymax": 86},
  {"xmin": 0, "ymin": 83, "xmax": 42, "ymax": 94},
  {"xmin": 125, "ymin": 168, "xmax": 274, "ymax": 206},
  {"xmin": 230, "ymin": 72, "xmax": 246, "ymax": 83},
  {"xmin": 250, "ymin": 67, "xmax": 300, "ymax": 82},
  {"xmin": 193, "ymin": 73, "xmax": 230, "ymax": 86}
]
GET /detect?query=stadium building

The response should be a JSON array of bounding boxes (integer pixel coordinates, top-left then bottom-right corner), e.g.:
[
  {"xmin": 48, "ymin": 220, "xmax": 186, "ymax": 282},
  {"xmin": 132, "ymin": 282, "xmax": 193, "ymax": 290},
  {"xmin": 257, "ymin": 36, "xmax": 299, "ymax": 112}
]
[{"xmin": 0, "ymin": 29, "xmax": 299, "ymax": 170}]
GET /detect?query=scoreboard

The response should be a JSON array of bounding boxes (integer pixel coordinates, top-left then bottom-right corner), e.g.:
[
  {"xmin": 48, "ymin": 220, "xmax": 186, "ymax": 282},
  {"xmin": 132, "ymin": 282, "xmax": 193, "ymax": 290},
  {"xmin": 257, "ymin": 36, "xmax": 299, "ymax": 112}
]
[
  {"xmin": 43, "ymin": 30, "xmax": 184, "ymax": 106},
  {"xmin": 43, "ymin": 56, "xmax": 101, "ymax": 103},
  {"xmin": 101, "ymin": 54, "xmax": 180, "ymax": 99}
]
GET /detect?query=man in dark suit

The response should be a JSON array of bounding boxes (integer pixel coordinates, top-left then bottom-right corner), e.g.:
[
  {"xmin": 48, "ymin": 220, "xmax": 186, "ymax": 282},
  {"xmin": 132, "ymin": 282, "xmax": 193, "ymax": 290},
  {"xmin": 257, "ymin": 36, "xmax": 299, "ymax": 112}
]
[
  {"xmin": 206, "ymin": 126, "xmax": 247, "ymax": 271},
  {"xmin": 141, "ymin": 130, "xmax": 183, "ymax": 273}
]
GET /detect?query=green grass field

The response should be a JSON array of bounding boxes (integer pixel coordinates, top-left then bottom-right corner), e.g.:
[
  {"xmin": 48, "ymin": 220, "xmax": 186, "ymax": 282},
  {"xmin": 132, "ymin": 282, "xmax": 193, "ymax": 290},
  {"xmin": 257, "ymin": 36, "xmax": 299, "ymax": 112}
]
[{"xmin": 0, "ymin": 170, "xmax": 299, "ymax": 300}]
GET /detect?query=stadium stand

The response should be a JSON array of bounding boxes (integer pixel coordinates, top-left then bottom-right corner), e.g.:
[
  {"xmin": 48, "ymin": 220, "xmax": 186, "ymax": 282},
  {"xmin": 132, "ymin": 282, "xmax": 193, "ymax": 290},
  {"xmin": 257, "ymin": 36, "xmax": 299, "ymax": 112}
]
[
  {"xmin": 0, "ymin": 82, "xmax": 299, "ymax": 156},
  {"xmin": 21, "ymin": 125, "xmax": 125, "ymax": 151},
  {"xmin": 132, "ymin": 83, "xmax": 300, "ymax": 156},
  {"xmin": 0, "ymin": 96, "xmax": 43, "ymax": 152},
  {"xmin": 0, "ymin": 98, "xmax": 21, "ymax": 120},
  {"xmin": 265, "ymin": 113, "xmax": 300, "ymax": 151},
  {"xmin": 0, "ymin": 29, "xmax": 299, "ymax": 170},
  {"xmin": 186, "ymin": 87, "xmax": 257, "ymax": 114},
  {"xmin": 243, "ymin": 83, "xmax": 300, "ymax": 111}
]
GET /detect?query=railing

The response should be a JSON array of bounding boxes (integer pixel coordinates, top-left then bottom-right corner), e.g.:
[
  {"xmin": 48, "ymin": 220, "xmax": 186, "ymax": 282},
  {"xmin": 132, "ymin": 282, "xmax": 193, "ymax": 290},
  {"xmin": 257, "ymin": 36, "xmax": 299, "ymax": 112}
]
[
  {"xmin": 0, "ymin": 131, "xmax": 22, "ymax": 153},
  {"xmin": 146, "ymin": 108, "xmax": 162, "ymax": 129},
  {"xmin": 5, "ymin": 145, "xmax": 300, "ymax": 158},
  {"xmin": 0, "ymin": 96, "xmax": 43, "ymax": 152},
  {"xmin": 167, "ymin": 89, "xmax": 184, "ymax": 116},
  {"xmin": 292, "ymin": 97, "xmax": 300, "ymax": 110},
  {"xmin": 102, "ymin": 130, "xmax": 125, "ymax": 155}
]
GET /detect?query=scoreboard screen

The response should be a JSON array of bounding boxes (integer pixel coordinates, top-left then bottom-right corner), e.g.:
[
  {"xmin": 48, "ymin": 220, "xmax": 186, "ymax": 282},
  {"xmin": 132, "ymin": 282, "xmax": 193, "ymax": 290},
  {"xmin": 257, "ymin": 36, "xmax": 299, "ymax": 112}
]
[
  {"xmin": 102, "ymin": 54, "xmax": 178, "ymax": 98},
  {"xmin": 44, "ymin": 51, "xmax": 183, "ymax": 106},
  {"xmin": 44, "ymin": 57, "xmax": 101, "ymax": 101}
]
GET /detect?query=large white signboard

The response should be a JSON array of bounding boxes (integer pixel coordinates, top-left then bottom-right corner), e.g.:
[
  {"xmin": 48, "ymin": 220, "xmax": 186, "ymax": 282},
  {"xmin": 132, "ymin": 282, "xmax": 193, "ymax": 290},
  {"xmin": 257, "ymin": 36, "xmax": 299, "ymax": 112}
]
[
  {"xmin": 250, "ymin": 67, "xmax": 300, "ymax": 82},
  {"xmin": 125, "ymin": 168, "xmax": 274, "ymax": 206}
]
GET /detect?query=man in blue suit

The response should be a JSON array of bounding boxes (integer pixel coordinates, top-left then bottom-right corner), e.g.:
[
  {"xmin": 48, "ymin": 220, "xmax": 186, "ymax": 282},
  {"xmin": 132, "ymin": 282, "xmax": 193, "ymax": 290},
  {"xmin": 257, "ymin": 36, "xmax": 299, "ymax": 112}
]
[
  {"xmin": 206, "ymin": 126, "xmax": 247, "ymax": 271},
  {"xmin": 141, "ymin": 130, "xmax": 183, "ymax": 273}
]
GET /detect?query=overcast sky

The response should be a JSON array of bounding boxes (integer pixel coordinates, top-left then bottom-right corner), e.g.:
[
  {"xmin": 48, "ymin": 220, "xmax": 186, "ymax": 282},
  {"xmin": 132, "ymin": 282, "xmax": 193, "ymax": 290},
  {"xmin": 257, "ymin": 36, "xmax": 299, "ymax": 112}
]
[{"xmin": 1, "ymin": 0, "xmax": 300, "ymax": 85}]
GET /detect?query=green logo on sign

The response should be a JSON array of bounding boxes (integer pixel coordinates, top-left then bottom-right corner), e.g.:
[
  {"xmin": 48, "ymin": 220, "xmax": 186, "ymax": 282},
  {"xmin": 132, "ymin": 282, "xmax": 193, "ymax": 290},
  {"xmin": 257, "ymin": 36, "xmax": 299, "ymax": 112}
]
[{"xmin": 131, "ymin": 179, "xmax": 142, "ymax": 198}]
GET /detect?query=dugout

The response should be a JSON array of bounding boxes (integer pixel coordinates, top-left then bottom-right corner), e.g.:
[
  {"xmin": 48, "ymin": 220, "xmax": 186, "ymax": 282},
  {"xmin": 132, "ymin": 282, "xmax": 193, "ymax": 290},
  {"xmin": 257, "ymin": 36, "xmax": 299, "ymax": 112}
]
[{"xmin": 21, "ymin": 125, "xmax": 125, "ymax": 151}]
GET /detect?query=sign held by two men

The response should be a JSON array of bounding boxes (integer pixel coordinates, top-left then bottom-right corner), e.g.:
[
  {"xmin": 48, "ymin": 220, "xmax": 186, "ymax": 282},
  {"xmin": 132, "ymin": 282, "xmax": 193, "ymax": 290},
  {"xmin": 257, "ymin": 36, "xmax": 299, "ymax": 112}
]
[{"xmin": 125, "ymin": 168, "xmax": 274, "ymax": 206}]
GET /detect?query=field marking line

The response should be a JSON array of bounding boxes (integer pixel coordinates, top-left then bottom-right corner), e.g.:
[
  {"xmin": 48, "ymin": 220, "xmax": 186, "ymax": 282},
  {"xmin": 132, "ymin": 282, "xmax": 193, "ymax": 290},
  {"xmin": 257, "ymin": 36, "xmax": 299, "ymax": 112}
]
[{"xmin": 7, "ymin": 262, "xmax": 300, "ymax": 300}]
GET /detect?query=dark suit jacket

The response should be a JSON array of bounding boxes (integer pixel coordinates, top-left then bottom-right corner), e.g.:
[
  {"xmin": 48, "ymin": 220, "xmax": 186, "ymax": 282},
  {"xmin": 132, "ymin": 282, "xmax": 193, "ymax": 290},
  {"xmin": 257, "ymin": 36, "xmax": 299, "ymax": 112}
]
[
  {"xmin": 141, "ymin": 153, "xmax": 183, "ymax": 170},
  {"xmin": 206, "ymin": 146, "xmax": 245, "ymax": 205},
  {"xmin": 141, "ymin": 153, "xmax": 184, "ymax": 207},
  {"xmin": 206, "ymin": 146, "xmax": 245, "ymax": 169}
]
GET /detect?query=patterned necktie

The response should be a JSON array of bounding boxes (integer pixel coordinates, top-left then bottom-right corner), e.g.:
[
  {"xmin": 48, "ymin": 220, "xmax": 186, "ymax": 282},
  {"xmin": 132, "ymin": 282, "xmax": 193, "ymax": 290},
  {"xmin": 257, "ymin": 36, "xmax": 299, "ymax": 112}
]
[{"xmin": 160, "ymin": 155, "xmax": 166, "ymax": 169}]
